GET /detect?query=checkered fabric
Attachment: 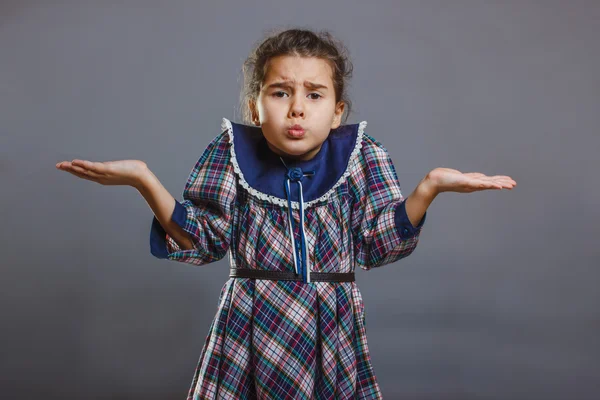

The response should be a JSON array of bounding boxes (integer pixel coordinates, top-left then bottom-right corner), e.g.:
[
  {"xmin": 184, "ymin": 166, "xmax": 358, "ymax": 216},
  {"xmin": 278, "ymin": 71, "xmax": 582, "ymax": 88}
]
[{"xmin": 160, "ymin": 129, "xmax": 425, "ymax": 399}]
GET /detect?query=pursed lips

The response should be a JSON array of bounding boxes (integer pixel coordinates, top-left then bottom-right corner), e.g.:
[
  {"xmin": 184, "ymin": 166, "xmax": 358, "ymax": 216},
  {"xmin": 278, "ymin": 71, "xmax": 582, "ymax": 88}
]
[{"xmin": 288, "ymin": 124, "xmax": 305, "ymax": 138}]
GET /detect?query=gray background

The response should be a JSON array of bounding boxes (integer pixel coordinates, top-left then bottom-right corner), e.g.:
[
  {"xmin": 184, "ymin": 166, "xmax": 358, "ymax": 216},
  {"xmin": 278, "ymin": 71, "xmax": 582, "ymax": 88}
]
[{"xmin": 2, "ymin": 1, "xmax": 599, "ymax": 399}]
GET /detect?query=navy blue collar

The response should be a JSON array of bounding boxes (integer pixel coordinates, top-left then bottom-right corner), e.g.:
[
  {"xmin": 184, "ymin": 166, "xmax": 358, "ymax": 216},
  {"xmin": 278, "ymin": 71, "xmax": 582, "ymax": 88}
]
[{"xmin": 228, "ymin": 120, "xmax": 362, "ymax": 203}]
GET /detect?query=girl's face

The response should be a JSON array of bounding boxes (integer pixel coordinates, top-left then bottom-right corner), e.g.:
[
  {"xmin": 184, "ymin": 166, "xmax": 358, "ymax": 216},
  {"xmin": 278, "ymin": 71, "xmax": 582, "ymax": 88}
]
[{"xmin": 249, "ymin": 55, "xmax": 345, "ymax": 161}]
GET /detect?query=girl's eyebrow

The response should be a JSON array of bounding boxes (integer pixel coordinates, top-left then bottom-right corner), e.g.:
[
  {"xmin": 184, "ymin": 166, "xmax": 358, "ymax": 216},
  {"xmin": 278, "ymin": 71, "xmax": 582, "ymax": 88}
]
[{"xmin": 265, "ymin": 80, "xmax": 329, "ymax": 90}]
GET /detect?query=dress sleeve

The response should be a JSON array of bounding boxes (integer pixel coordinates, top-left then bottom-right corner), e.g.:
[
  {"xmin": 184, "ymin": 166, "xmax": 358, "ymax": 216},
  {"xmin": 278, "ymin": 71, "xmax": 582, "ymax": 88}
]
[
  {"xmin": 149, "ymin": 131, "xmax": 237, "ymax": 265},
  {"xmin": 350, "ymin": 133, "xmax": 426, "ymax": 271}
]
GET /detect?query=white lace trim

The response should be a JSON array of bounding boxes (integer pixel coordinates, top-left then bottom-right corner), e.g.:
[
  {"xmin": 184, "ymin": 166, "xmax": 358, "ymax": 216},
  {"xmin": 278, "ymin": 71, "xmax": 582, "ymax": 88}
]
[{"xmin": 222, "ymin": 118, "xmax": 366, "ymax": 210}]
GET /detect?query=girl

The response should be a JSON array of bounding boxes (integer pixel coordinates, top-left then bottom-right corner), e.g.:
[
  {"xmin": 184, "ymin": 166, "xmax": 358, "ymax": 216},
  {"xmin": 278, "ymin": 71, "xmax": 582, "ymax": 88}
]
[{"xmin": 56, "ymin": 29, "xmax": 516, "ymax": 399}]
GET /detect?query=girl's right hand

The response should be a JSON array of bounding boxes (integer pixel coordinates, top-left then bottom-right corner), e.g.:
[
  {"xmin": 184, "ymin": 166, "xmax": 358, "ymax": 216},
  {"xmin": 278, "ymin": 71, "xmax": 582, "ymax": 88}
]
[{"xmin": 55, "ymin": 159, "xmax": 148, "ymax": 189}]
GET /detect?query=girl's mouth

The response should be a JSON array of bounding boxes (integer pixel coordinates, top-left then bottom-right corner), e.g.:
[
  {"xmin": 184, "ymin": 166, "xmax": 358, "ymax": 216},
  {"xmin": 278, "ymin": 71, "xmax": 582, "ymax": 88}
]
[
  {"xmin": 288, "ymin": 125, "xmax": 305, "ymax": 138},
  {"xmin": 287, "ymin": 129, "xmax": 305, "ymax": 138}
]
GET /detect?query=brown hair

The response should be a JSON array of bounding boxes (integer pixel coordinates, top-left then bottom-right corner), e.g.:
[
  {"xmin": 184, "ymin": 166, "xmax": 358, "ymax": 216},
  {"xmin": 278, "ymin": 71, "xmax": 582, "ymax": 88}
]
[{"xmin": 240, "ymin": 28, "xmax": 353, "ymax": 125}]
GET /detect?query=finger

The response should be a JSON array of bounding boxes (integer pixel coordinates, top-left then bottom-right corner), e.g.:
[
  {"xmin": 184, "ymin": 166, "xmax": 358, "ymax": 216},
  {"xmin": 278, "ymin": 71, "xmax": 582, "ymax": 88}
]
[
  {"xmin": 71, "ymin": 159, "xmax": 108, "ymax": 175},
  {"xmin": 470, "ymin": 174, "xmax": 510, "ymax": 184},
  {"xmin": 56, "ymin": 161, "xmax": 74, "ymax": 169},
  {"xmin": 489, "ymin": 175, "xmax": 517, "ymax": 185},
  {"xmin": 486, "ymin": 179, "xmax": 506, "ymax": 189},
  {"xmin": 492, "ymin": 177, "xmax": 516, "ymax": 188},
  {"xmin": 467, "ymin": 178, "xmax": 503, "ymax": 190},
  {"xmin": 464, "ymin": 175, "xmax": 516, "ymax": 191},
  {"xmin": 67, "ymin": 164, "xmax": 104, "ymax": 180},
  {"xmin": 468, "ymin": 174, "xmax": 516, "ymax": 184},
  {"xmin": 62, "ymin": 168, "xmax": 99, "ymax": 183}
]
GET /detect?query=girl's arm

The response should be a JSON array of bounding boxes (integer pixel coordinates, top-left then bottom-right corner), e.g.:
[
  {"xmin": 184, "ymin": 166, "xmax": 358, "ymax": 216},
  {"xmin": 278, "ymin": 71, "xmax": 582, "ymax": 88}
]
[
  {"xmin": 55, "ymin": 158, "xmax": 195, "ymax": 251},
  {"xmin": 403, "ymin": 177, "xmax": 437, "ymax": 228},
  {"xmin": 57, "ymin": 132, "xmax": 237, "ymax": 266},
  {"xmin": 349, "ymin": 133, "xmax": 516, "ymax": 271},
  {"xmin": 135, "ymin": 168, "xmax": 195, "ymax": 251},
  {"xmin": 351, "ymin": 135, "xmax": 428, "ymax": 270},
  {"xmin": 148, "ymin": 132, "xmax": 237, "ymax": 265}
]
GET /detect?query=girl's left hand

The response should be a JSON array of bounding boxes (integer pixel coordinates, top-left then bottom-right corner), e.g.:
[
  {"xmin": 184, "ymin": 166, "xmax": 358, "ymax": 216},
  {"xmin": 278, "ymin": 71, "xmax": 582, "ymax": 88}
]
[{"xmin": 426, "ymin": 167, "xmax": 517, "ymax": 195}]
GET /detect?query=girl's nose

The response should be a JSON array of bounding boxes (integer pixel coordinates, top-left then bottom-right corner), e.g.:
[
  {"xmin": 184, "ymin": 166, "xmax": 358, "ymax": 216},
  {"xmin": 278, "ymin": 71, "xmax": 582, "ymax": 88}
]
[
  {"xmin": 290, "ymin": 109, "xmax": 304, "ymax": 118},
  {"xmin": 289, "ymin": 97, "xmax": 305, "ymax": 118}
]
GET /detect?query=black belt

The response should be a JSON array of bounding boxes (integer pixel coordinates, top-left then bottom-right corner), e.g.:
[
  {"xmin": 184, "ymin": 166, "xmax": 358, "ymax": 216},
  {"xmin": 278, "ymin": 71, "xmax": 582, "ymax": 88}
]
[{"xmin": 229, "ymin": 268, "xmax": 355, "ymax": 282}]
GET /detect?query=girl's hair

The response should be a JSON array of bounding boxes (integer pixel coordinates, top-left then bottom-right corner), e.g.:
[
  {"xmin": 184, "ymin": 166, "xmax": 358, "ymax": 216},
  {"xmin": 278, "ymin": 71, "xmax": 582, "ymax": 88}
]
[{"xmin": 240, "ymin": 28, "xmax": 353, "ymax": 125}]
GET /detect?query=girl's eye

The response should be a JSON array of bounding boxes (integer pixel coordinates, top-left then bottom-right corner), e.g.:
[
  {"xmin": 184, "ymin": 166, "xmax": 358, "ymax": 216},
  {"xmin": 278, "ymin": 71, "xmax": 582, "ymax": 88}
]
[
  {"xmin": 273, "ymin": 91, "xmax": 288, "ymax": 98},
  {"xmin": 308, "ymin": 93, "xmax": 322, "ymax": 100}
]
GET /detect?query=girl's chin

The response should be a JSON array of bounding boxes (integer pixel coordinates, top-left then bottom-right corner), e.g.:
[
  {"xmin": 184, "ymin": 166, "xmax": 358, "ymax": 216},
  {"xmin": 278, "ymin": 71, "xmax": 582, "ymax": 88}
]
[{"xmin": 266, "ymin": 139, "xmax": 320, "ymax": 160}]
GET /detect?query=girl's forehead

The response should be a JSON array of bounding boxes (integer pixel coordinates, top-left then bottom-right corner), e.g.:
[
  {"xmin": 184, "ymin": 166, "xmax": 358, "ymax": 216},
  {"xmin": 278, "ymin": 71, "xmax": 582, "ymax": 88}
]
[{"xmin": 263, "ymin": 55, "xmax": 333, "ymax": 86}]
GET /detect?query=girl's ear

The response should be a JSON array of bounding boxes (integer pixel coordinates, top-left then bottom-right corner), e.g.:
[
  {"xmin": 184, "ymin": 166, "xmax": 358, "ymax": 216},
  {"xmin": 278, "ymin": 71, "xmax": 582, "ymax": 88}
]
[
  {"xmin": 248, "ymin": 99, "xmax": 260, "ymax": 126},
  {"xmin": 331, "ymin": 101, "xmax": 346, "ymax": 129}
]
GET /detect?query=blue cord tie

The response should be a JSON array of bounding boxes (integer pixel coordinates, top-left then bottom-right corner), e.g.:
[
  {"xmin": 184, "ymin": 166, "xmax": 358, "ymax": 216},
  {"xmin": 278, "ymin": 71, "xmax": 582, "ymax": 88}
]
[{"xmin": 282, "ymin": 165, "xmax": 315, "ymax": 283}]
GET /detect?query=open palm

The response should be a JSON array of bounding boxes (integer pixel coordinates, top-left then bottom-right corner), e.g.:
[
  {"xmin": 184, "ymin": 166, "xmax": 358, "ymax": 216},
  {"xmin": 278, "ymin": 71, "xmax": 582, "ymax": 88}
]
[
  {"xmin": 55, "ymin": 159, "xmax": 147, "ymax": 188},
  {"xmin": 428, "ymin": 167, "xmax": 516, "ymax": 194}
]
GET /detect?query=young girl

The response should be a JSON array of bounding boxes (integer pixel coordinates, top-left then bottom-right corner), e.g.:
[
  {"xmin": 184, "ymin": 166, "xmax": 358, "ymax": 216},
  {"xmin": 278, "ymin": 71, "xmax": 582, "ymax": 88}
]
[{"xmin": 56, "ymin": 29, "xmax": 516, "ymax": 399}]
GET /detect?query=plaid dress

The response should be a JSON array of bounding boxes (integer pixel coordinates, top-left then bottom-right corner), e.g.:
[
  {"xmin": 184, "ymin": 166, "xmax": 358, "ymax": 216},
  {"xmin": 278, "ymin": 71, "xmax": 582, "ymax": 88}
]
[{"xmin": 150, "ymin": 118, "xmax": 427, "ymax": 399}]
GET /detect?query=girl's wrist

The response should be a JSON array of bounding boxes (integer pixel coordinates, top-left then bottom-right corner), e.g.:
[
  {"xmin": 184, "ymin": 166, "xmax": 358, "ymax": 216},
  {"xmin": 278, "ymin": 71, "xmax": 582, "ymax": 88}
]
[
  {"xmin": 133, "ymin": 164, "xmax": 153, "ymax": 192},
  {"xmin": 417, "ymin": 173, "xmax": 439, "ymax": 201}
]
